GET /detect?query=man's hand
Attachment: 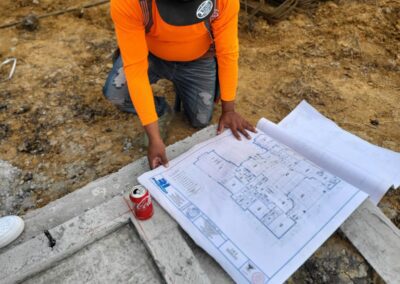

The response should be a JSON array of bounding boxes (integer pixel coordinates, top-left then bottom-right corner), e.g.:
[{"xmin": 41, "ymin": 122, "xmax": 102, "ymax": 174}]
[
  {"xmin": 144, "ymin": 121, "xmax": 169, "ymax": 169},
  {"xmin": 217, "ymin": 100, "xmax": 256, "ymax": 140},
  {"xmin": 148, "ymin": 138, "xmax": 168, "ymax": 169}
]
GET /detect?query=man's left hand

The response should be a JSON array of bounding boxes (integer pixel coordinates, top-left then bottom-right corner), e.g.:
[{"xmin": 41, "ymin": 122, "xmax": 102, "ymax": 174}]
[{"xmin": 217, "ymin": 110, "xmax": 257, "ymax": 140}]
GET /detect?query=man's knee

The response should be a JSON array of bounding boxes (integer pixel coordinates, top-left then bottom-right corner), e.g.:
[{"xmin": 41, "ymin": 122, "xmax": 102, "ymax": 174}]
[
  {"xmin": 103, "ymin": 61, "xmax": 132, "ymax": 109},
  {"xmin": 189, "ymin": 112, "xmax": 212, "ymax": 128},
  {"xmin": 183, "ymin": 91, "xmax": 214, "ymax": 128},
  {"xmin": 103, "ymin": 84, "xmax": 126, "ymax": 107}
]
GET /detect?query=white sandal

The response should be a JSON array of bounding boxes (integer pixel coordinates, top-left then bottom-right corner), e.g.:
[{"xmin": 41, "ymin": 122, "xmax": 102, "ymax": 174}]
[{"xmin": 0, "ymin": 216, "xmax": 25, "ymax": 249}]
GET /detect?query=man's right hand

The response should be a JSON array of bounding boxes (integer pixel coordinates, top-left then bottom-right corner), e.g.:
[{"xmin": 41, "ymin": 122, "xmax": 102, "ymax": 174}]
[
  {"xmin": 144, "ymin": 121, "xmax": 169, "ymax": 169},
  {"xmin": 148, "ymin": 138, "xmax": 168, "ymax": 169}
]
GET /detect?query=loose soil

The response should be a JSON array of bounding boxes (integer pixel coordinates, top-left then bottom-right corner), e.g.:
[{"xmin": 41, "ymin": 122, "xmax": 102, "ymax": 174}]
[{"xmin": 0, "ymin": 0, "xmax": 399, "ymax": 282}]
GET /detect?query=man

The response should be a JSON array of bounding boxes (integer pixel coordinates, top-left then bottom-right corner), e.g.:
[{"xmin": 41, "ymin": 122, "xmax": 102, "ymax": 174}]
[{"xmin": 104, "ymin": 0, "xmax": 256, "ymax": 169}]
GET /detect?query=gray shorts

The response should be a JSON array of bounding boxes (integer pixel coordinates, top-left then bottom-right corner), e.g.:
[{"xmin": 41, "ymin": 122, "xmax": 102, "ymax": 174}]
[{"xmin": 102, "ymin": 53, "xmax": 219, "ymax": 128}]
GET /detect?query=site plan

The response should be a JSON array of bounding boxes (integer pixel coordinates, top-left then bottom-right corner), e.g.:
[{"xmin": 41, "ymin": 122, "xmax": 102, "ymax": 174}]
[{"xmin": 138, "ymin": 130, "xmax": 368, "ymax": 283}]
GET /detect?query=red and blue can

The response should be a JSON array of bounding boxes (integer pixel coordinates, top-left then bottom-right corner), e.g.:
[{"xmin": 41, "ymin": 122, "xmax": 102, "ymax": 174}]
[{"xmin": 129, "ymin": 185, "xmax": 154, "ymax": 220}]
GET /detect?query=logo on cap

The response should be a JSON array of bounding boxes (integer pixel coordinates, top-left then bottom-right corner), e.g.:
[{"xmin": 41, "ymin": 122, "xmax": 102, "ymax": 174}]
[{"xmin": 196, "ymin": 0, "xmax": 213, "ymax": 19}]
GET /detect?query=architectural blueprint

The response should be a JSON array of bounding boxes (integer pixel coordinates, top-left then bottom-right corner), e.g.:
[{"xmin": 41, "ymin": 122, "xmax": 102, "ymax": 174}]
[{"xmin": 138, "ymin": 130, "xmax": 367, "ymax": 284}]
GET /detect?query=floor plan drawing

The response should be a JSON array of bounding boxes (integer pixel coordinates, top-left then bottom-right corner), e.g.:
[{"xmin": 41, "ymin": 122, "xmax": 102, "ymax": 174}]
[
  {"xmin": 139, "ymin": 130, "xmax": 367, "ymax": 284},
  {"xmin": 193, "ymin": 134, "xmax": 341, "ymax": 238}
]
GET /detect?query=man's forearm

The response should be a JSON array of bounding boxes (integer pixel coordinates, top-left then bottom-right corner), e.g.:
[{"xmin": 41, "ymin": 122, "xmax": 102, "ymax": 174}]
[{"xmin": 144, "ymin": 121, "xmax": 162, "ymax": 142}]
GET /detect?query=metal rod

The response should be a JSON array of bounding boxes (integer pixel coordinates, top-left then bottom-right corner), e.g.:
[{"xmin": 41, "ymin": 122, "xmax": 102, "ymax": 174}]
[{"xmin": 0, "ymin": 0, "xmax": 109, "ymax": 29}]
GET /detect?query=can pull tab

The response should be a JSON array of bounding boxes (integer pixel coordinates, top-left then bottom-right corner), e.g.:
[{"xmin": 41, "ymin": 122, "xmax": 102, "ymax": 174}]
[{"xmin": 0, "ymin": 58, "xmax": 17, "ymax": 82}]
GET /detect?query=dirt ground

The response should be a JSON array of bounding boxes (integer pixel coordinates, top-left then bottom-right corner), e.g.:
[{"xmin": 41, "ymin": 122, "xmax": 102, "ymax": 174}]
[{"xmin": 0, "ymin": 0, "xmax": 399, "ymax": 282}]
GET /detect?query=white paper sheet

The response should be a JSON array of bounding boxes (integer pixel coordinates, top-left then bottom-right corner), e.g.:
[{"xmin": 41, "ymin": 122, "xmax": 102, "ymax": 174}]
[
  {"xmin": 279, "ymin": 101, "xmax": 400, "ymax": 198},
  {"xmin": 256, "ymin": 118, "xmax": 388, "ymax": 204},
  {"xmin": 139, "ymin": 131, "xmax": 367, "ymax": 284}
]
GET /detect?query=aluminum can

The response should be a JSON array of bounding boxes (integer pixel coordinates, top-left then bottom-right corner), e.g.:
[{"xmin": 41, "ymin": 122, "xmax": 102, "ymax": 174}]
[{"xmin": 129, "ymin": 185, "xmax": 153, "ymax": 220}]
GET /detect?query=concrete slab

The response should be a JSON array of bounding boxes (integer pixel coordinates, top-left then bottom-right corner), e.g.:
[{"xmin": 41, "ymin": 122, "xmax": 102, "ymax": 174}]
[
  {"xmin": 182, "ymin": 227, "xmax": 234, "ymax": 284},
  {"xmin": 24, "ymin": 224, "xmax": 162, "ymax": 284},
  {"xmin": 1, "ymin": 192, "xmax": 220, "ymax": 284},
  {"xmin": 341, "ymin": 199, "xmax": 400, "ymax": 284},
  {"xmin": 0, "ymin": 194, "xmax": 131, "ymax": 283},
  {"xmin": 125, "ymin": 196, "xmax": 213, "ymax": 284}
]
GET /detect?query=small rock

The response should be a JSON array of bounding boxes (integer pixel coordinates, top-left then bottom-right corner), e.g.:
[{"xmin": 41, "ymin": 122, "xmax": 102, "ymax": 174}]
[
  {"xmin": 379, "ymin": 203, "xmax": 398, "ymax": 220},
  {"xmin": 358, "ymin": 263, "xmax": 368, "ymax": 278},
  {"xmin": 13, "ymin": 105, "xmax": 31, "ymax": 115},
  {"xmin": 20, "ymin": 196, "xmax": 35, "ymax": 211},
  {"xmin": 23, "ymin": 172, "xmax": 33, "ymax": 182},
  {"xmin": 21, "ymin": 14, "xmax": 39, "ymax": 31},
  {"xmin": 73, "ymin": 8, "xmax": 85, "ymax": 18},
  {"xmin": 382, "ymin": 7, "xmax": 392, "ymax": 14},
  {"xmin": 325, "ymin": 2, "xmax": 338, "ymax": 9},
  {"xmin": 370, "ymin": 119, "xmax": 379, "ymax": 126},
  {"xmin": 123, "ymin": 137, "xmax": 133, "ymax": 151},
  {"xmin": 0, "ymin": 124, "xmax": 10, "ymax": 140},
  {"xmin": 21, "ymin": 183, "xmax": 36, "ymax": 193},
  {"xmin": 17, "ymin": 137, "xmax": 50, "ymax": 154},
  {"xmin": 64, "ymin": 162, "xmax": 86, "ymax": 180}
]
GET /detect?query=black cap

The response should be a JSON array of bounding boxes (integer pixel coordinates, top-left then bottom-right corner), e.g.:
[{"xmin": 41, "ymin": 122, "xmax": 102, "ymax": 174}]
[{"xmin": 155, "ymin": 0, "xmax": 215, "ymax": 26}]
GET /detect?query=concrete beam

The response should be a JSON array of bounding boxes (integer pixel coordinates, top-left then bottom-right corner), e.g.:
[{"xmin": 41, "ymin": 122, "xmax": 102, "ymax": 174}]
[
  {"xmin": 341, "ymin": 199, "xmax": 400, "ymax": 284},
  {"xmin": 0, "ymin": 195, "xmax": 131, "ymax": 283},
  {"xmin": 125, "ymin": 196, "xmax": 212, "ymax": 284}
]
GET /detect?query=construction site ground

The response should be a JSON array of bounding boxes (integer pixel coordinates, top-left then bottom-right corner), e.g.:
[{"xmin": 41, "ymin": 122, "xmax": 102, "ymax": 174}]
[{"xmin": 0, "ymin": 0, "xmax": 399, "ymax": 282}]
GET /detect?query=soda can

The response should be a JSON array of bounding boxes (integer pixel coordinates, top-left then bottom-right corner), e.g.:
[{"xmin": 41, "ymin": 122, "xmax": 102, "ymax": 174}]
[{"xmin": 129, "ymin": 185, "xmax": 154, "ymax": 220}]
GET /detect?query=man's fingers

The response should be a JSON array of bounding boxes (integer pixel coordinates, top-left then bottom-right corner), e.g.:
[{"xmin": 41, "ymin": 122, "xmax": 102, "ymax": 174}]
[
  {"xmin": 246, "ymin": 122, "xmax": 257, "ymax": 133},
  {"xmin": 231, "ymin": 125, "xmax": 241, "ymax": 140},
  {"xmin": 151, "ymin": 157, "xmax": 161, "ymax": 169},
  {"xmin": 217, "ymin": 122, "xmax": 225, "ymax": 135},
  {"xmin": 161, "ymin": 153, "xmax": 169, "ymax": 168},
  {"xmin": 243, "ymin": 120, "xmax": 256, "ymax": 133},
  {"xmin": 239, "ymin": 126, "xmax": 251, "ymax": 140},
  {"xmin": 151, "ymin": 155, "xmax": 168, "ymax": 169}
]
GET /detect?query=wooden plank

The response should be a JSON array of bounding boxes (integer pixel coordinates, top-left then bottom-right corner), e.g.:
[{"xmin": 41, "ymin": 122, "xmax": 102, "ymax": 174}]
[
  {"xmin": 0, "ymin": 195, "xmax": 131, "ymax": 284},
  {"xmin": 124, "ymin": 196, "xmax": 213, "ymax": 284},
  {"xmin": 341, "ymin": 199, "xmax": 400, "ymax": 284}
]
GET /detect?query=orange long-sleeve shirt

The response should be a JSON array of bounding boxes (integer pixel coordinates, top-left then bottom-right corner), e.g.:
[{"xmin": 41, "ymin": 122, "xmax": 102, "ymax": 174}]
[{"xmin": 111, "ymin": 0, "xmax": 239, "ymax": 125}]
